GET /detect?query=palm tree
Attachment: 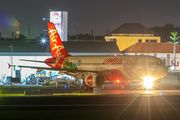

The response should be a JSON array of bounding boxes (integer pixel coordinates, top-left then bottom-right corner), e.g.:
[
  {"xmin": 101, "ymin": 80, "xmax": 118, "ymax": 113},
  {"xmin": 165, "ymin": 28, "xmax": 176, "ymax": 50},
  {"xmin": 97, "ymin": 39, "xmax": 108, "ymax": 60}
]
[{"xmin": 167, "ymin": 32, "xmax": 180, "ymax": 72}]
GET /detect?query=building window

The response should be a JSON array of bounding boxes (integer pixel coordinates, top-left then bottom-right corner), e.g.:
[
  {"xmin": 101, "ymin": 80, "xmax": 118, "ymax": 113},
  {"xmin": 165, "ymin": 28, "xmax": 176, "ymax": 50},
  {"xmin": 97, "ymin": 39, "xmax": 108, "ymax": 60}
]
[
  {"xmin": 138, "ymin": 39, "xmax": 142, "ymax": 42},
  {"xmin": 145, "ymin": 39, "xmax": 149, "ymax": 43},
  {"xmin": 150, "ymin": 40, "xmax": 157, "ymax": 43}
]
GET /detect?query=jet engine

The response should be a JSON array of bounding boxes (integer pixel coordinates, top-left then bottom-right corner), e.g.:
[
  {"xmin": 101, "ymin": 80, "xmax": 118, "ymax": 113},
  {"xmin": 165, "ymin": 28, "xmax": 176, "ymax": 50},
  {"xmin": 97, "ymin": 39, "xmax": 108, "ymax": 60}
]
[{"xmin": 84, "ymin": 74, "xmax": 105, "ymax": 87}]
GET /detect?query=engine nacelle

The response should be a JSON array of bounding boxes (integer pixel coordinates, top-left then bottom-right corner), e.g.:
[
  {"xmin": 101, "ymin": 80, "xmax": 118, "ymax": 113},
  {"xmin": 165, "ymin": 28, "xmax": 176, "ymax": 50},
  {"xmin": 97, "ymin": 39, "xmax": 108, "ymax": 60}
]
[{"xmin": 84, "ymin": 74, "xmax": 105, "ymax": 87}]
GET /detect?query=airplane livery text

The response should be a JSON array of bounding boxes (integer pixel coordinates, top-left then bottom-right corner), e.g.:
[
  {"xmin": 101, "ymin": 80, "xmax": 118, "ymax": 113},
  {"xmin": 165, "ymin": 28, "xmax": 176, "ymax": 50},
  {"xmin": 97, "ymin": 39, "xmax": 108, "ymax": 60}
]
[{"xmin": 102, "ymin": 58, "xmax": 125, "ymax": 65}]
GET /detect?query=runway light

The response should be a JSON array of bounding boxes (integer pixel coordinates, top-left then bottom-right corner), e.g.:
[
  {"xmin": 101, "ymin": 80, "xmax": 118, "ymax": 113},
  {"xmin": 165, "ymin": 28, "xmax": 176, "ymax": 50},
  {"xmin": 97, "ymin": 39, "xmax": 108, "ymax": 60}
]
[{"xmin": 142, "ymin": 76, "xmax": 155, "ymax": 89}]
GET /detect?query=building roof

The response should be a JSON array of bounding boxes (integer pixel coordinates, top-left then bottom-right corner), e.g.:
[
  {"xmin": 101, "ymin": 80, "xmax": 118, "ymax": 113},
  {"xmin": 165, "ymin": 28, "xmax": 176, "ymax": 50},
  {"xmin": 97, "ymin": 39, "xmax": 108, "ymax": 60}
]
[
  {"xmin": 0, "ymin": 41, "xmax": 120, "ymax": 53},
  {"xmin": 121, "ymin": 42, "xmax": 180, "ymax": 53},
  {"xmin": 110, "ymin": 23, "xmax": 155, "ymax": 35}
]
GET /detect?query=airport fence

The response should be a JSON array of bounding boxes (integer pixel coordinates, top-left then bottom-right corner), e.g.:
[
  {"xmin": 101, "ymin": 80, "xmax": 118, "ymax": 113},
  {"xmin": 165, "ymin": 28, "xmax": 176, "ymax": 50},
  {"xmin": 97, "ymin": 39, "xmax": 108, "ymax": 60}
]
[{"xmin": 161, "ymin": 72, "xmax": 180, "ymax": 85}]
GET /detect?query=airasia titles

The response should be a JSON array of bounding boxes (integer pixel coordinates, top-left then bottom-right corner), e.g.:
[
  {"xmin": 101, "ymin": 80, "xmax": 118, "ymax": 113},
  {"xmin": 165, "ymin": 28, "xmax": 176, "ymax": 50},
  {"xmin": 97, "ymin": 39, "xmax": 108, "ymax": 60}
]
[
  {"xmin": 49, "ymin": 28, "xmax": 64, "ymax": 58},
  {"xmin": 102, "ymin": 58, "xmax": 125, "ymax": 65}
]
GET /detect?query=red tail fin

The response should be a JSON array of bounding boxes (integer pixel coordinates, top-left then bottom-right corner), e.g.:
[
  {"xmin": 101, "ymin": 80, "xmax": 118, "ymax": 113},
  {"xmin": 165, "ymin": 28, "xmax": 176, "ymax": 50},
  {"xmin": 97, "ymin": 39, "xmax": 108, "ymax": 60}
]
[{"xmin": 47, "ymin": 22, "xmax": 70, "ymax": 58}]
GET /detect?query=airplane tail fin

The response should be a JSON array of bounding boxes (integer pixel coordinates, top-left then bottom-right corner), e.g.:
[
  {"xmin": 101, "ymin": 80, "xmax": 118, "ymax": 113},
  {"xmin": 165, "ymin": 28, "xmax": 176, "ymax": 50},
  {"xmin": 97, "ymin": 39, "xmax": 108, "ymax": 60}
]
[{"xmin": 47, "ymin": 22, "xmax": 70, "ymax": 58}]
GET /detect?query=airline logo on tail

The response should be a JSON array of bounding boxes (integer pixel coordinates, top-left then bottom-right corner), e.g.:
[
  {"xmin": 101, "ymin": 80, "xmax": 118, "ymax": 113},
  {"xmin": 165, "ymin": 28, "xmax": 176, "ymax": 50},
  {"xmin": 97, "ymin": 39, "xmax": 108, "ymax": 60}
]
[{"xmin": 48, "ymin": 22, "xmax": 70, "ymax": 58}]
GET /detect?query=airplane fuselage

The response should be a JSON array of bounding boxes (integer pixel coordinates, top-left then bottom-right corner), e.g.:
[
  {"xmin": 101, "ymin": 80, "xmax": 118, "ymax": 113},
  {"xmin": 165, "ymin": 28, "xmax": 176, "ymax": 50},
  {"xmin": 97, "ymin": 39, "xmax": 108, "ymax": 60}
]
[{"xmin": 45, "ymin": 55, "xmax": 168, "ymax": 81}]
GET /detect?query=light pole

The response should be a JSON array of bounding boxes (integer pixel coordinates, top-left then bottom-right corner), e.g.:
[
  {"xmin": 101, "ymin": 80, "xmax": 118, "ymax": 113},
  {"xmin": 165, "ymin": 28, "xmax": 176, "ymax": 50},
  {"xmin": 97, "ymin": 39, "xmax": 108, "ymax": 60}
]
[
  {"xmin": 74, "ymin": 22, "xmax": 78, "ymax": 41},
  {"xmin": 9, "ymin": 45, "xmax": 13, "ymax": 78}
]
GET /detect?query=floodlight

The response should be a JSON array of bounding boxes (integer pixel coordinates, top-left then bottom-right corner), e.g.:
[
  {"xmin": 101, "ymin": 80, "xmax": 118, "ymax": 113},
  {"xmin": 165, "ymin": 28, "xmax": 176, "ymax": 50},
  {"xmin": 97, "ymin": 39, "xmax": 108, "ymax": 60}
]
[{"xmin": 42, "ymin": 39, "xmax": 46, "ymax": 43}]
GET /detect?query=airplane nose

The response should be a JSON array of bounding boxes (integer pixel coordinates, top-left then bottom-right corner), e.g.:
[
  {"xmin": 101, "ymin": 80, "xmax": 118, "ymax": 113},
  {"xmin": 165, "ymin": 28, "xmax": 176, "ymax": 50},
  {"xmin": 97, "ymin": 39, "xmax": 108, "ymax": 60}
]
[
  {"xmin": 135, "ymin": 56, "xmax": 168, "ymax": 80},
  {"xmin": 139, "ymin": 57, "xmax": 168, "ymax": 80},
  {"xmin": 148, "ymin": 64, "xmax": 168, "ymax": 79},
  {"xmin": 159, "ymin": 65, "xmax": 168, "ymax": 78}
]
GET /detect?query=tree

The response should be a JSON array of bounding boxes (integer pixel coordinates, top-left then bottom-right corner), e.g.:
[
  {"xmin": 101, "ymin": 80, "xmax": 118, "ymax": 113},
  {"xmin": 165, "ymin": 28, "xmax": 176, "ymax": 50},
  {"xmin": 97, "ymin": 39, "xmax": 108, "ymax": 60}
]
[
  {"xmin": 18, "ymin": 34, "xmax": 28, "ymax": 40},
  {"xmin": 167, "ymin": 32, "xmax": 180, "ymax": 72},
  {"xmin": 150, "ymin": 24, "xmax": 175, "ymax": 42}
]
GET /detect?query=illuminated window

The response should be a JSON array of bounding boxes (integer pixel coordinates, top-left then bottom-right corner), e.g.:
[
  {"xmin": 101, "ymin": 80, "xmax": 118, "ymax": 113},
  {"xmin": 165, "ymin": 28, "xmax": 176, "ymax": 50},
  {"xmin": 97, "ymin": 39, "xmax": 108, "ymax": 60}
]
[
  {"xmin": 150, "ymin": 40, "xmax": 157, "ymax": 43},
  {"xmin": 138, "ymin": 39, "xmax": 142, "ymax": 42},
  {"xmin": 145, "ymin": 39, "xmax": 149, "ymax": 43}
]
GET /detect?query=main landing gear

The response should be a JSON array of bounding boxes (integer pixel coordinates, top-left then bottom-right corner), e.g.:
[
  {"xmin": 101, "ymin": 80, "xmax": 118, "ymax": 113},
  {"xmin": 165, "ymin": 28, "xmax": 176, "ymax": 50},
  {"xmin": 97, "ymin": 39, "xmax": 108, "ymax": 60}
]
[{"xmin": 84, "ymin": 84, "xmax": 94, "ymax": 93}]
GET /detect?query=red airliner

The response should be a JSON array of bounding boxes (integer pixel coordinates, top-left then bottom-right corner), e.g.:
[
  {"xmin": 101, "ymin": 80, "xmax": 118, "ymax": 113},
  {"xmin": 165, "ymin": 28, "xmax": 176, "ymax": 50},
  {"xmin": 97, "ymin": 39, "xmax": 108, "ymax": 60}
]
[{"xmin": 9, "ymin": 22, "xmax": 168, "ymax": 92}]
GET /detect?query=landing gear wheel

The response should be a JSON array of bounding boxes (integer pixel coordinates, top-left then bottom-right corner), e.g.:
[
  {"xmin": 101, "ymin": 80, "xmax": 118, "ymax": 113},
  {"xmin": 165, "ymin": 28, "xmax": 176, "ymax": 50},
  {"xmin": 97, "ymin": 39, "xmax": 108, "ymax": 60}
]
[
  {"xmin": 89, "ymin": 87, "xmax": 94, "ymax": 93},
  {"xmin": 84, "ymin": 84, "xmax": 88, "ymax": 92}
]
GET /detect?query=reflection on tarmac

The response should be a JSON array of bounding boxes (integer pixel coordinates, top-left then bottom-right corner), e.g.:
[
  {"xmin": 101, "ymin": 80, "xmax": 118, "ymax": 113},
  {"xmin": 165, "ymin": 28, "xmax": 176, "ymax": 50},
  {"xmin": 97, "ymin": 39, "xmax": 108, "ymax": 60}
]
[{"xmin": 94, "ymin": 88, "xmax": 180, "ymax": 96}]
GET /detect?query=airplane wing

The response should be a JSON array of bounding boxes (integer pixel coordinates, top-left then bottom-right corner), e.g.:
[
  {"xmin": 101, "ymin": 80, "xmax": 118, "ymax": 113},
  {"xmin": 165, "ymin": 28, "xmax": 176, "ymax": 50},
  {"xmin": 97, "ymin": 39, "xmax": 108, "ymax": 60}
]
[
  {"xmin": 9, "ymin": 64, "xmax": 111, "ymax": 75},
  {"xmin": 19, "ymin": 59, "xmax": 55, "ymax": 64}
]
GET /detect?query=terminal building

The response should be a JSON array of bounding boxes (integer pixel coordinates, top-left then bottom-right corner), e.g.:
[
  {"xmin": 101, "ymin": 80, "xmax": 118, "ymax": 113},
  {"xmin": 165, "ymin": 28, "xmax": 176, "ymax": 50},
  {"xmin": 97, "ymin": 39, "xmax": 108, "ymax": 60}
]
[{"xmin": 0, "ymin": 40, "xmax": 120, "ymax": 82}]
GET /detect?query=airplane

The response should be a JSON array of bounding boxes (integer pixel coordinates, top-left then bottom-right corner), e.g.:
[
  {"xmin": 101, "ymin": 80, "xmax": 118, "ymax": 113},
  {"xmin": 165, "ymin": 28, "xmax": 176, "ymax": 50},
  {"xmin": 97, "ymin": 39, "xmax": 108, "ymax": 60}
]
[{"xmin": 9, "ymin": 22, "xmax": 168, "ymax": 92}]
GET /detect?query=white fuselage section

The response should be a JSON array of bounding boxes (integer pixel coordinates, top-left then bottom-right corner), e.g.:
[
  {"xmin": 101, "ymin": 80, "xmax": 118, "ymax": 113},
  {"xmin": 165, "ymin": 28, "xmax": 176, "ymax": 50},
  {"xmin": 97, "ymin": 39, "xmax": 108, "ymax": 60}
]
[{"xmin": 54, "ymin": 55, "xmax": 168, "ymax": 80}]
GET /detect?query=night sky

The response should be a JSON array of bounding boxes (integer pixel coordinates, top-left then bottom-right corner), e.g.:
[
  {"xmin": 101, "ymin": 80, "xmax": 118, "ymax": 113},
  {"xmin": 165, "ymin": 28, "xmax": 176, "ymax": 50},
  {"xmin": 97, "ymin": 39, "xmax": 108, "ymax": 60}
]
[{"xmin": 0, "ymin": 0, "xmax": 180, "ymax": 38}]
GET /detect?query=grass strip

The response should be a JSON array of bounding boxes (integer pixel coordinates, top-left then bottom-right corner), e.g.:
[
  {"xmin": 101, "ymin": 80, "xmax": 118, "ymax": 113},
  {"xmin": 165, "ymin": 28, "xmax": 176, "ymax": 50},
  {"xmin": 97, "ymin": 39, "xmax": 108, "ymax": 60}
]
[{"xmin": 0, "ymin": 94, "xmax": 24, "ymax": 97}]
